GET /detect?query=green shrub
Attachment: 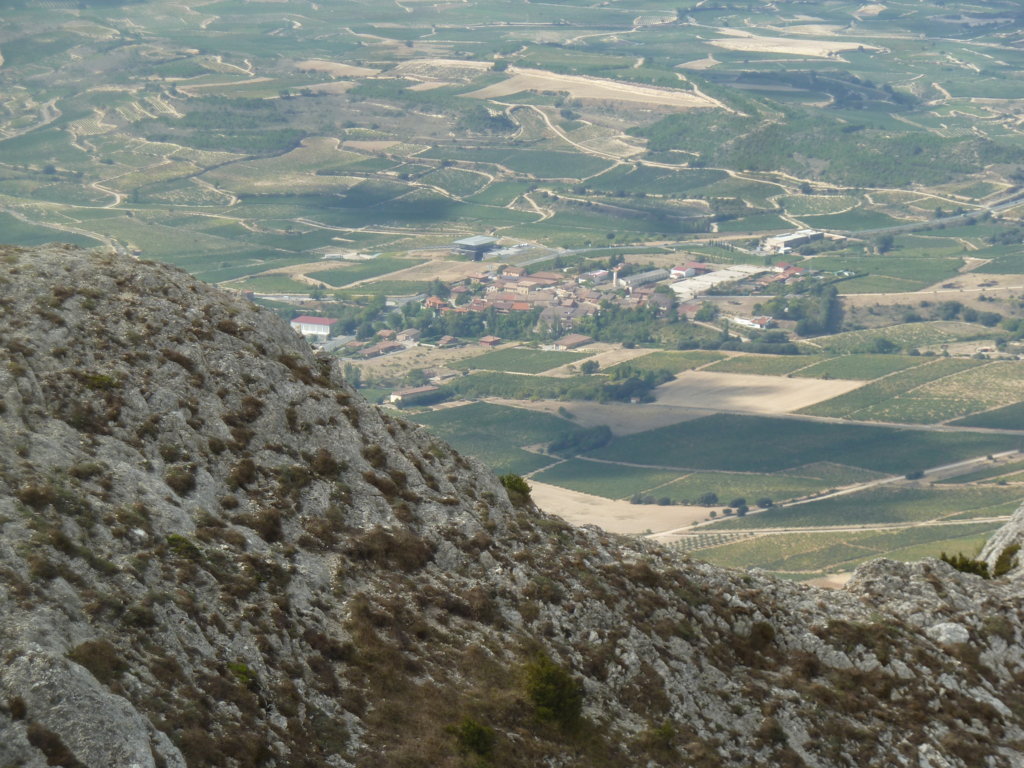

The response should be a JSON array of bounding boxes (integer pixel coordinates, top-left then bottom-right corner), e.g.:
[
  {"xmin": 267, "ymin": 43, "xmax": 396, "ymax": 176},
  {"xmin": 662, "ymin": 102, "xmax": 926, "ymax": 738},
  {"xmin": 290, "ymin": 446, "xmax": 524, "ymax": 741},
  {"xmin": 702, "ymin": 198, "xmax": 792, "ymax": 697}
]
[
  {"xmin": 500, "ymin": 474, "xmax": 532, "ymax": 507},
  {"xmin": 523, "ymin": 652, "xmax": 583, "ymax": 728},
  {"xmin": 68, "ymin": 639, "xmax": 127, "ymax": 685},
  {"xmin": 164, "ymin": 465, "xmax": 196, "ymax": 495},
  {"xmin": 993, "ymin": 544, "xmax": 1020, "ymax": 578},
  {"xmin": 939, "ymin": 551, "xmax": 989, "ymax": 579},
  {"xmin": 447, "ymin": 716, "xmax": 495, "ymax": 757}
]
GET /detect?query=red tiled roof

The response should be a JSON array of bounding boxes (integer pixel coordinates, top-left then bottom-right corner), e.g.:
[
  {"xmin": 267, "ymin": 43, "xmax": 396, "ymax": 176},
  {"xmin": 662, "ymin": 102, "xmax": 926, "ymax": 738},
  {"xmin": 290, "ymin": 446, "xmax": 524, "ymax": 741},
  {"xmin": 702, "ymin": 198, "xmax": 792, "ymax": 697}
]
[{"xmin": 291, "ymin": 315, "xmax": 338, "ymax": 326}]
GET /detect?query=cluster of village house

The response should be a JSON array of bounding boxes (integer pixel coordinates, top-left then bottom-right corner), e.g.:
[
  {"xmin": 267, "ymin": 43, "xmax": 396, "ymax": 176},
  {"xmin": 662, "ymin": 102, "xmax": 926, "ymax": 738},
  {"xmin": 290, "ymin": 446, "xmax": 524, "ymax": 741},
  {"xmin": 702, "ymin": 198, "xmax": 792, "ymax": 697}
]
[{"xmin": 289, "ymin": 232, "xmax": 826, "ymax": 352}]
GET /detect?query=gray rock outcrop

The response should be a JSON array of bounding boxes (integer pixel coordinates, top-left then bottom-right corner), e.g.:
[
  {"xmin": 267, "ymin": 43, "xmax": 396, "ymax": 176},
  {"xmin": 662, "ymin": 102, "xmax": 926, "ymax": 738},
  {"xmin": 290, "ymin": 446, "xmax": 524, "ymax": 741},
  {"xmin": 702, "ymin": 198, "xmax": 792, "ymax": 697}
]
[{"xmin": 0, "ymin": 246, "xmax": 1022, "ymax": 768}]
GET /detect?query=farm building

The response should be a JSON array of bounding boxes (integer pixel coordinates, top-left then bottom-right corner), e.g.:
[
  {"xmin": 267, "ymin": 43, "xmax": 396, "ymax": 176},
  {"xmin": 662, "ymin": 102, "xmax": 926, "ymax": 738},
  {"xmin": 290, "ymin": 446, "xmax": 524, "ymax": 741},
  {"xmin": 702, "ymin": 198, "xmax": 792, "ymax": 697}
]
[
  {"xmin": 671, "ymin": 263, "xmax": 713, "ymax": 279},
  {"xmin": 552, "ymin": 333, "xmax": 594, "ymax": 350},
  {"xmin": 581, "ymin": 269, "xmax": 611, "ymax": 284},
  {"xmin": 397, "ymin": 328, "xmax": 422, "ymax": 345},
  {"xmin": 453, "ymin": 235, "xmax": 499, "ymax": 260},
  {"xmin": 358, "ymin": 341, "xmax": 404, "ymax": 359},
  {"xmin": 389, "ymin": 385, "xmax": 441, "ymax": 405},
  {"xmin": 763, "ymin": 230, "xmax": 823, "ymax": 254},
  {"xmin": 290, "ymin": 315, "xmax": 339, "ymax": 339},
  {"xmin": 620, "ymin": 269, "xmax": 669, "ymax": 289},
  {"xmin": 479, "ymin": 335, "xmax": 502, "ymax": 348},
  {"xmin": 732, "ymin": 316, "xmax": 774, "ymax": 330}
]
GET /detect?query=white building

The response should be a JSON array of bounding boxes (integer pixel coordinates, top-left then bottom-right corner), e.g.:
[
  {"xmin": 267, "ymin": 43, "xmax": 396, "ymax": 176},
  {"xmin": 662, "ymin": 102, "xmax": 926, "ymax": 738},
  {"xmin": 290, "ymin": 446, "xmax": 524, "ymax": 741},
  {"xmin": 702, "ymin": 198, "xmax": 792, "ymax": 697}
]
[
  {"xmin": 762, "ymin": 229, "xmax": 823, "ymax": 255},
  {"xmin": 290, "ymin": 315, "xmax": 338, "ymax": 339}
]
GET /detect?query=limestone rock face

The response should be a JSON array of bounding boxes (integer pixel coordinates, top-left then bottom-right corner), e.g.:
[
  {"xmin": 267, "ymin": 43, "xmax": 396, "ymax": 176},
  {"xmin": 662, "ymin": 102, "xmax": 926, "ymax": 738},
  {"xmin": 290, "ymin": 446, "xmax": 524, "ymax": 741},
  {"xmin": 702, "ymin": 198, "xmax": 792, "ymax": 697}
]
[
  {"xmin": 980, "ymin": 501, "xmax": 1024, "ymax": 576},
  {"xmin": 1, "ymin": 246, "xmax": 1024, "ymax": 768}
]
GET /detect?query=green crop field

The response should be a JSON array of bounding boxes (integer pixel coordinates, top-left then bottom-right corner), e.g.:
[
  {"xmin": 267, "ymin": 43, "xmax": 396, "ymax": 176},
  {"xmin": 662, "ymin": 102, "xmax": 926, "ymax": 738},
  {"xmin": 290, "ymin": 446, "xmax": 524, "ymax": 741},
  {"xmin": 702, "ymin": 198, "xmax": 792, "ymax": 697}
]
[
  {"xmin": 531, "ymin": 460, "xmax": 681, "ymax": 500},
  {"xmin": 306, "ymin": 258, "xmax": 427, "ymax": 288},
  {"xmin": 610, "ymin": 350, "xmax": 726, "ymax": 374},
  {"xmin": 657, "ymin": 471, "xmax": 833, "ymax": 506},
  {"xmin": 951, "ymin": 402, "xmax": 1024, "ymax": 431},
  {"xmin": 460, "ymin": 347, "xmax": 589, "ymax": 374},
  {"xmin": 708, "ymin": 486, "xmax": 1023, "ymax": 530},
  {"xmin": 811, "ymin": 322, "xmax": 991, "ymax": 355},
  {"xmin": 704, "ymin": 354, "xmax": 822, "ymax": 376},
  {"xmin": 939, "ymin": 459, "xmax": 1024, "ymax": 485},
  {"xmin": 696, "ymin": 522, "xmax": 1002, "ymax": 574},
  {"xmin": 791, "ymin": 355, "xmax": 928, "ymax": 381},
  {"xmin": 409, "ymin": 402, "xmax": 580, "ymax": 476},
  {"xmin": 800, "ymin": 358, "xmax": 1021, "ymax": 424},
  {"xmin": 586, "ymin": 414, "xmax": 1020, "ymax": 475}
]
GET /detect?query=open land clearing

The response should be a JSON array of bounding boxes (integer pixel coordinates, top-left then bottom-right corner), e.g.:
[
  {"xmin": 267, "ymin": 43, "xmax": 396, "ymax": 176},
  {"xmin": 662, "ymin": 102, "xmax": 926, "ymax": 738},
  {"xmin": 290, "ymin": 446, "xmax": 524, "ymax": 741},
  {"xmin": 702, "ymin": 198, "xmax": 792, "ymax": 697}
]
[
  {"xmin": 351, "ymin": 344, "xmax": 486, "ymax": 379},
  {"xmin": 707, "ymin": 30, "xmax": 882, "ymax": 59},
  {"xmin": 540, "ymin": 344, "xmax": 652, "ymax": 377},
  {"xmin": 529, "ymin": 481, "xmax": 708, "ymax": 534},
  {"xmin": 653, "ymin": 371, "xmax": 864, "ymax": 414},
  {"xmin": 463, "ymin": 67, "xmax": 725, "ymax": 110}
]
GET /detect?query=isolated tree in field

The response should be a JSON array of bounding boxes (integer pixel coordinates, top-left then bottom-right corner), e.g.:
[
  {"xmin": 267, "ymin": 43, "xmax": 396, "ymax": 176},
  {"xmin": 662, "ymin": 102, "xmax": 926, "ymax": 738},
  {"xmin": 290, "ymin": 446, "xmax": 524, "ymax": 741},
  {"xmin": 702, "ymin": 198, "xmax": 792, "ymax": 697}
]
[{"xmin": 580, "ymin": 360, "xmax": 599, "ymax": 375}]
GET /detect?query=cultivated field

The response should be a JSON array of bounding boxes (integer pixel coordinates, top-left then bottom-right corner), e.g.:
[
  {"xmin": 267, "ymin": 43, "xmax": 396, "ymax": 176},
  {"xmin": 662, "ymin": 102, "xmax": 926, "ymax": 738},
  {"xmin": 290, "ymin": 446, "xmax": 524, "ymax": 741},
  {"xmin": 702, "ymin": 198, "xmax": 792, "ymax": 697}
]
[
  {"xmin": 463, "ymin": 67, "xmax": 725, "ymax": 110},
  {"xmin": 530, "ymin": 481, "xmax": 708, "ymax": 535},
  {"xmin": 586, "ymin": 414, "xmax": 1020, "ymax": 474},
  {"xmin": 652, "ymin": 371, "xmax": 863, "ymax": 414},
  {"xmin": 460, "ymin": 347, "xmax": 589, "ymax": 374}
]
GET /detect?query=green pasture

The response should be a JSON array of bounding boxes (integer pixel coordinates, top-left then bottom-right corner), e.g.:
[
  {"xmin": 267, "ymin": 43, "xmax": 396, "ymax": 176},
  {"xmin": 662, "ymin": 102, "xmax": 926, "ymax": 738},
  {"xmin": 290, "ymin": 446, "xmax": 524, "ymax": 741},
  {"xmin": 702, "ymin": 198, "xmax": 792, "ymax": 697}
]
[
  {"xmin": 697, "ymin": 521, "xmax": 1002, "ymax": 574},
  {"xmin": 610, "ymin": 350, "xmax": 726, "ymax": 374},
  {"xmin": 306, "ymin": 257, "xmax": 426, "ymax": 287},
  {"xmin": 798, "ymin": 357, "xmax": 984, "ymax": 420},
  {"xmin": 585, "ymin": 413, "xmax": 1020, "ymax": 474},
  {"xmin": 851, "ymin": 361, "xmax": 1024, "ymax": 425},
  {"xmin": 704, "ymin": 354, "xmax": 820, "ymax": 376},
  {"xmin": 0, "ymin": 212, "xmax": 97, "ymax": 247},
  {"xmin": 531, "ymin": 460, "xmax": 681, "ymax": 500},
  {"xmin": 811, "ymin": 322, "xmax": 993, "ymax": 355},
  {"xmin": 715, "ymin": 213, "xmax": 792, "ymax": 234},
  {"xmin": 799, "ymin": 210, "xmax": 905, "ymax": 232},
  {"xmin": 460, "ymin": 347, "xmax": 589, "ymax": 374},
  {"xmin": 810, "ymin": 255, "xmax": 963, "ymax": 289},
  {"xmin": 334, "ymin": 280, "xmax": 431, "ymax": 297},
  {"xmin": 708, "ymin": 485, "xmax": 1023, "ymax": 530},
  {"xmin": 409, "ymin": 402, "xmax": 579, "ymax": 476},
  {"xmin": 658, "ymin": 471, "xmax": 833, "ymax": 506},
  {"xmin": 834, "ymin": 275, "xmax": 928, "ymax": 294},
  {"xmin": 939, "ymin": 459, "xmax": 1024, "ymax": 485},
  {"xmin": 231, "ymin": 274, "xmax": 312, "ymax": 294},
  {"xmin": 951, "ymin": 402, "xmax": 1024, "ymax": 431},
  {"xmin": 791, "ymin": 355, "xmax": 928, "ymax": 381}
]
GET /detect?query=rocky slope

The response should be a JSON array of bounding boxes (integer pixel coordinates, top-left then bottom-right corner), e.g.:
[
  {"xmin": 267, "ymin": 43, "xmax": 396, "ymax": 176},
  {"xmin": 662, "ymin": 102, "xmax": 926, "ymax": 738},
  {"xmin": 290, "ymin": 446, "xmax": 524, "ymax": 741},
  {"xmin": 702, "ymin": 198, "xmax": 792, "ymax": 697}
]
[{"xmin": 1, "ymin": 245, "xmax": 1024, "ymax": 768}]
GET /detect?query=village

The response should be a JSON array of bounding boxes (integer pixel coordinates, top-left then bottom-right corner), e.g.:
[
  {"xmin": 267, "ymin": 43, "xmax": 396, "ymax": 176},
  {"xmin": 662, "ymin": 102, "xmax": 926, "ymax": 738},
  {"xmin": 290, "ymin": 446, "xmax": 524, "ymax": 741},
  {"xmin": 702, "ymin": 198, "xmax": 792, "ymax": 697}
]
[{"xmin": 284, "ymin": 230, "xmax": 833, "ymax": 403}]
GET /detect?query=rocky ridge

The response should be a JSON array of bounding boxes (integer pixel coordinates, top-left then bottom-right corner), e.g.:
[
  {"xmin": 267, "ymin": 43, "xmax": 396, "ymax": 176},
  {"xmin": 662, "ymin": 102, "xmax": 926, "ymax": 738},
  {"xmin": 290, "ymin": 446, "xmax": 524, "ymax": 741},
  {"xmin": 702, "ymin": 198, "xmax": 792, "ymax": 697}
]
[{"xmin": 0, "ymin": 246, "xmax": 1023, "ymax": 767}]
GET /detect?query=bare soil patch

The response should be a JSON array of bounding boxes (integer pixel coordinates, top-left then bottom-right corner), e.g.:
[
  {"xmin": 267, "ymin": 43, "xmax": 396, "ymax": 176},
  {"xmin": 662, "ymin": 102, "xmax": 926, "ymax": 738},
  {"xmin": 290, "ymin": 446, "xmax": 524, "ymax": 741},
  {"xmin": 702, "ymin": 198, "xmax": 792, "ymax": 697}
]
[
  {"xmin": 307, "ymin": 82, "xmax": 356, "ymax": 94},
  {"xmin": 542, "ymin": 344, "xmax": 652, "ymax": 377},
  {"xmin": 463, "ymin": 67, "xmax": 724, "ymax": 109},
  {"xmin": 531, "ymin": 481, "xmax": 708, "ymax": 534},
  {"xmin": 349, "ymin": 344, "xmax": 488, "ymax": 379},
  {"xmin": 373, "ymin": 259, "xmax": 495, "ymax": 282},
  {"xmin": 653, "ymin": 371, "xmax": 863, "ymax": 413},
  {"xmin": 677, "ymin": 55, "xmax": 719, "ymax": 70},
  {"xmin": 855, "ymin": 4, "xmax": 886, "ymax": 16},
  {"xmin": 805, "ymin": 572, "xmax": 854, "ymax": 589},
  {"xmin": 708, "ymin": 29, "xmax": 881, "ymax": 58},
  {"xmin": 343, "ymin": 139, "xmax": 401, "ymax": 151}
]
